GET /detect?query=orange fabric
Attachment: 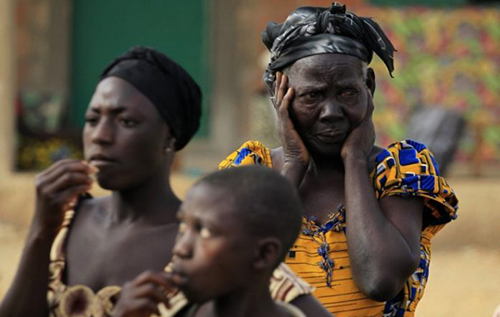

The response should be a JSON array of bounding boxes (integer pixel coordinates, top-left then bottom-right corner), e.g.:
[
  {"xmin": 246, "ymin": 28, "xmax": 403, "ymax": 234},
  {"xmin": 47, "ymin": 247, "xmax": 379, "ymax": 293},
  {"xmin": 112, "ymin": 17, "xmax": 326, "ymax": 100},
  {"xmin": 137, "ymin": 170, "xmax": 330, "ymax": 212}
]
[{"xmin": 219, "ymin": 140, "xmax": 458, "ymax": 317}]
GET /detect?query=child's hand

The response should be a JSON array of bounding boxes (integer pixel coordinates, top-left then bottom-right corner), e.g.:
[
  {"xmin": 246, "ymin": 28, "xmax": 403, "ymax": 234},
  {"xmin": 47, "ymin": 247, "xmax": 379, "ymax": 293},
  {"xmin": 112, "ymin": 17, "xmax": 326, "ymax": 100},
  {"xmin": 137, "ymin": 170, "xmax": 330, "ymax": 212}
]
[{"xmin": 112, "ymin": 271, "xmax": 175, "ymax": 317}]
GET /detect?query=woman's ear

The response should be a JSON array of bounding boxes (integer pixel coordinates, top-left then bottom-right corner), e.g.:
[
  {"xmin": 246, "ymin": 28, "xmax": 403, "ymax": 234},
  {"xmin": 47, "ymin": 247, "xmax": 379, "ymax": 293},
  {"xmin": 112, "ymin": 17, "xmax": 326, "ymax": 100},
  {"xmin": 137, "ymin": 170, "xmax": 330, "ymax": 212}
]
[
  {"xmin": 252, "ymin": 237, "xmax": 283, "ymax": 271},
  {"xmin": 366, "ymin": 67, "xmax": 376, "ymax": 97},
  {"xmin": 163, "ymin": 136, "xmax": 177, "ymax": 154}
]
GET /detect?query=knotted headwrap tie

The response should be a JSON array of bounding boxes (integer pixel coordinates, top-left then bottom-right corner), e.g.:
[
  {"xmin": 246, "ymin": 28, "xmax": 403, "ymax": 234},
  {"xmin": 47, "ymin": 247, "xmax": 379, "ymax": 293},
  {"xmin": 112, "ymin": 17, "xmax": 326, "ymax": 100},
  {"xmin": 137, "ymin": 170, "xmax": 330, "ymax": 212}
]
[
  {"xmin": 262, "ymin": 2, "xmax": 396, "ymax": 94},
  {"xmin": 100, "ymin": 46, "xmax": 202, "ymax": 151}
]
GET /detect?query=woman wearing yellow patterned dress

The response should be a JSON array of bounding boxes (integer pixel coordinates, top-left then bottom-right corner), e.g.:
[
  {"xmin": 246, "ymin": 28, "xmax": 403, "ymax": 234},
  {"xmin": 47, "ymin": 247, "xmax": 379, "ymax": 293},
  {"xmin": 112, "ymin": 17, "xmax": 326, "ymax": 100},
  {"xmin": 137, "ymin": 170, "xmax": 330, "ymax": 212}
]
[{"xmin": 220, "ymin": 3, "xmax": 458, "ymax": 317}]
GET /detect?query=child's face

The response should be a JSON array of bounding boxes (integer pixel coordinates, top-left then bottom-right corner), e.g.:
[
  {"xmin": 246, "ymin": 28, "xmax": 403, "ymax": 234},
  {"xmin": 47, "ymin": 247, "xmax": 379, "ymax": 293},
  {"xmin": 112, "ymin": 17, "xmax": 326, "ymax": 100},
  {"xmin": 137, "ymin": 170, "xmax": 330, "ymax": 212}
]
[{"xmin": 171, "ymin": 184, "xmax": 255, "ymax": 303}]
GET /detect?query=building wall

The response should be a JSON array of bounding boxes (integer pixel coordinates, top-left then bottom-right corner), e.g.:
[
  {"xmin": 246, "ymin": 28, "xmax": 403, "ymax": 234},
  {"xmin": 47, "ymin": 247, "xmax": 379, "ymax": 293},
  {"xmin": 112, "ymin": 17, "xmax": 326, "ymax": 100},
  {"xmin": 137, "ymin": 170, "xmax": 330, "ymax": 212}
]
[
  {"xmin": 70, "ymin": 0, "xmax": 210, "ymax": 136},
  {"xmin": 8, "ymin": 0, "xmax": 211, "ymax": 172},
  {"xmin": 2, "ymin": 1, "xmax": 499, "ymax": 174},
  {"xmin": 0, "ymin": 0, "xmax": 15, "ymax": 177}
]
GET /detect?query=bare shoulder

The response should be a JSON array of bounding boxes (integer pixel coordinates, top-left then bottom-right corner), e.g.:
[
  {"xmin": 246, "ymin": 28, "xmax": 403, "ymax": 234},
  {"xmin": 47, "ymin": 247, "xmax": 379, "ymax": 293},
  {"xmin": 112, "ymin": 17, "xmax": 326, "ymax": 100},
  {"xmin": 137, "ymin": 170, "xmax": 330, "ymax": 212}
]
[{"xmin": 72, "ymin": 195, "xmax": 111, "ymax": 227}]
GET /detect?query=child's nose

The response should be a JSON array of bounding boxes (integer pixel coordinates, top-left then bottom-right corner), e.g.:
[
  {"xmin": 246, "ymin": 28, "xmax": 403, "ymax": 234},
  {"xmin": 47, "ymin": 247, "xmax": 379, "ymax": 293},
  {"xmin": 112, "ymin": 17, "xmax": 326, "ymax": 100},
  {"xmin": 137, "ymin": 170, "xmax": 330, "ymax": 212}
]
[{"xmin": 173, "ymin": 230, "xmax": 194, "ymax": 259}]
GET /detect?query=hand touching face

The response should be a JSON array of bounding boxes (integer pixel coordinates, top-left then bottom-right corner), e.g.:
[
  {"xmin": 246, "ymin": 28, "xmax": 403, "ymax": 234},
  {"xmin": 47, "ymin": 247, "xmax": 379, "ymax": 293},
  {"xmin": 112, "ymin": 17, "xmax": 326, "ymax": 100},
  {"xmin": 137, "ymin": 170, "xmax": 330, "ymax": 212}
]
[{"xmin": 284, "ymin": 54, "xmax": 373, "ymax": 157}]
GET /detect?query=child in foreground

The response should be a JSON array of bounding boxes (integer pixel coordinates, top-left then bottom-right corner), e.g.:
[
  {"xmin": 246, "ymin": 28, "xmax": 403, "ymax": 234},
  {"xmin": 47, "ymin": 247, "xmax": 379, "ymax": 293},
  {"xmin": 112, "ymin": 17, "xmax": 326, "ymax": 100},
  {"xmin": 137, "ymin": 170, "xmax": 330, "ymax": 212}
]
[{"xmin": 113, "ymin": 166, "xmax": 314, "ymax": 317}]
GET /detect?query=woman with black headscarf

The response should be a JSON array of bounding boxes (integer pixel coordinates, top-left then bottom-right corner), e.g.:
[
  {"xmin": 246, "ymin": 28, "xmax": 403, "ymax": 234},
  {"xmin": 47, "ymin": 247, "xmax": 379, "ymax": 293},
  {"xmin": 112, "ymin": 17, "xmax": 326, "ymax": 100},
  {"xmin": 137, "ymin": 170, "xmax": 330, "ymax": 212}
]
[
  {"xmin": 0, "ymin": 46, "xmax": 202, "ymax": 317},
  {"xmin": 0, "ymin": 46, "xmax": 329, "ymax": 317},
  {"xmin": 220, "ymin": 3, "xmax": 458, "ymax": 316}
]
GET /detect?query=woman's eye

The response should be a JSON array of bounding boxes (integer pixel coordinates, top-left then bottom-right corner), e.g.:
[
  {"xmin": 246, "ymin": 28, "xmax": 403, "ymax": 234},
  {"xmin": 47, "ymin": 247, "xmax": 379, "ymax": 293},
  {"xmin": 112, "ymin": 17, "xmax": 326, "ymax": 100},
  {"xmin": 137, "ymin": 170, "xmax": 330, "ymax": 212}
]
[
  {"xmin": 84, "ymin": 116, "xmax": 98, "ymax": 125},
  {"xmin": 119, "ymin": 118, "xmax": 137, "ymax": 127},
  {"xmin": 339, "ymin": 89, "xmax": 357, "ymax": 98},
  {"xmin": 303, "ymin": 91, "xmax": 321, "ymax": 101}
]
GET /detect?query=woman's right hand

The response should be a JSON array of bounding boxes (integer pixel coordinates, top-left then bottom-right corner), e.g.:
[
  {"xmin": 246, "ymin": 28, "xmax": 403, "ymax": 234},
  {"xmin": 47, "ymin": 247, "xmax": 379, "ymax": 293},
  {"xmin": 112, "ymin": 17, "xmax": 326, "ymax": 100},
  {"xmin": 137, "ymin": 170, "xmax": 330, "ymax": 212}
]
[
  {"xmin": 33, "ymin": 159, "xmax": 95, "ymax": 237},
  {"xmin": 274, "ymin": 72, "xmax": 310, "ymax": 187}
]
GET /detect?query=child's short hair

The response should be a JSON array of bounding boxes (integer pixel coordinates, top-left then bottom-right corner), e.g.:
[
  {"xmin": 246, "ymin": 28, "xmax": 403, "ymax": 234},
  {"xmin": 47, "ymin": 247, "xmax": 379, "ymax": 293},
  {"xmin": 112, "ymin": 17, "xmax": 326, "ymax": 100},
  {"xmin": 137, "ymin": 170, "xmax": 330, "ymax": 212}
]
[{"xmin": 195, "ymin": 166, "xmax": 302, "ymax": 266}]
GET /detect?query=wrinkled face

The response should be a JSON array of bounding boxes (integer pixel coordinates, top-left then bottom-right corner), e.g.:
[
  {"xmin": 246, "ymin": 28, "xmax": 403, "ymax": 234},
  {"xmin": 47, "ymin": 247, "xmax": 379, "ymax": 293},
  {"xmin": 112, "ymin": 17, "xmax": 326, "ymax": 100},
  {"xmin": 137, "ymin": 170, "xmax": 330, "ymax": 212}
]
[
  {"xmin": 83, "ymin": 77, "xmax": 170, "ymax": 190},
  {"xmin": 286, "ymin": 54, "xmax": 372, "ymax": 157},
  {"xmin": 171, "ymin": 184, "xmax": 255, "ymax": 304}
]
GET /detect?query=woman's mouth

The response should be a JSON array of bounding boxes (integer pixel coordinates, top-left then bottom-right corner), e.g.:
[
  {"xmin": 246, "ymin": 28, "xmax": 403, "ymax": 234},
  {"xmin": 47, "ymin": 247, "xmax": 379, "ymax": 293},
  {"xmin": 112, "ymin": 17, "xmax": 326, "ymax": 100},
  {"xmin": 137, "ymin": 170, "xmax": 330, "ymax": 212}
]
[
  {"xmin": 88, "ymin": 154, "xmax": 118, "ymax": 168},
  {"xmin": 315, "ymin": 130, "xmax": 346, "ymax": 143}
]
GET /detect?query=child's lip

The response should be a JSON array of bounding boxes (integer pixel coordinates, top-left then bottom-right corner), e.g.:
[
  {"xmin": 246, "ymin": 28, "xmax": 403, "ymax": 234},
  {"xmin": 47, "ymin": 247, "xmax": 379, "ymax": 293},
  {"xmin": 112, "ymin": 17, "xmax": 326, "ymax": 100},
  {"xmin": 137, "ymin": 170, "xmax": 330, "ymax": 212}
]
[{"xmin": 169, "ymin": 264, "xmax": 189, "ymax": 287}]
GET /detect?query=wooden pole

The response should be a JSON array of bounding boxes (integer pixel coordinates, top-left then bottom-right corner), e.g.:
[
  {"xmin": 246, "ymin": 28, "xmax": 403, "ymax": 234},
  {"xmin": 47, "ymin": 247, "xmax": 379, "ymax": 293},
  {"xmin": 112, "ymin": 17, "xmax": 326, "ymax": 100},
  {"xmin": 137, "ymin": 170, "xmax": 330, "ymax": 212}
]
[{"xmin": 0, "ymin": 0, "xmax": 15, "ymax": 178}]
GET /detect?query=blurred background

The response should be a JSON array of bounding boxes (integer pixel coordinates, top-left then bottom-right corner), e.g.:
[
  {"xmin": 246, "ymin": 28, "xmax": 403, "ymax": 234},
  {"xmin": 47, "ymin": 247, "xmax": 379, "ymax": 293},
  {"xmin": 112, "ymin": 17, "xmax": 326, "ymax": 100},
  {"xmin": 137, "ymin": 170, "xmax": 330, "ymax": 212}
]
[{"xmin": 0, "ymin": 0, "xmax": 499, "ymax": 316}]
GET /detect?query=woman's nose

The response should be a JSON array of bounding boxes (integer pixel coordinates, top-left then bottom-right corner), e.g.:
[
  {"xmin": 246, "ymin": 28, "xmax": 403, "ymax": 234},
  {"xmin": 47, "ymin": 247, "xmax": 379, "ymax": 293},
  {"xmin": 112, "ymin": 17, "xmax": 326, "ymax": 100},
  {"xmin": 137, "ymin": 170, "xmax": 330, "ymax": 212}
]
[
  {"xmin": 319, "ymin": 100, "xmax": 344, "ymax": 123},
  {"xmin": 91, "ymin": 119, "xmax": 114, "ymax": 145}
]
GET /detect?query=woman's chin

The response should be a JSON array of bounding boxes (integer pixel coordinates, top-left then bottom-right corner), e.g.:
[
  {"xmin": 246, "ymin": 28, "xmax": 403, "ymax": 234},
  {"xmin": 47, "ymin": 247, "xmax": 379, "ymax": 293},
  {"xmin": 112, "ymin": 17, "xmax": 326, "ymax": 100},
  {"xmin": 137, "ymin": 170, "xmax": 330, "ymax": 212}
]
[
  {"xmin": 95, "ymin": 176, "xmax": 131, "ymax": 191},
  {"xmin": 307, "ymin": 140, "xmax": 343, "ymax": 158}
]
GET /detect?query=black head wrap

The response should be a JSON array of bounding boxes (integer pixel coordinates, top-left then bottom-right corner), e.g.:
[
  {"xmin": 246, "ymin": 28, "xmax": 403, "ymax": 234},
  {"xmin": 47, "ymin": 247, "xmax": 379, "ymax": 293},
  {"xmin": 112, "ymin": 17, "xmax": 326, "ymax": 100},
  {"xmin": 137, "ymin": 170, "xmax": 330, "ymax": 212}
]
[
  {"xmin": 100, "ymin": 46, "xmax": 202, "ymax": 151},
  {"xmin": 262, "ymin": 2, "xmax": 396, "ymax": 94}
]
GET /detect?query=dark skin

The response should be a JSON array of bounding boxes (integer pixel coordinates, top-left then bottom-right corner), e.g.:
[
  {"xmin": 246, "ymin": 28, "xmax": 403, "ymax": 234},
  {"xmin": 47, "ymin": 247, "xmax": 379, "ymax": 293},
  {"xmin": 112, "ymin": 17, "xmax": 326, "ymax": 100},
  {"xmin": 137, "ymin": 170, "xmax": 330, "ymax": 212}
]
[
  {"xmin": 0, "ymin": 77, "xmax": 181, "ymax": 316},
  {"xmin": 114, "ymin": 184, "xmax": 302, "ymax": 317},
  {"xmin": 271, "ymin": 54, "xmax": 424, "ymax": 301},
  {"xmin": 0, "ymin": 76, "xmax": 330, "ymax": 317},
  {"xmin": 66, "ymin": 77, "xmax": 180, "ymax": 290}
]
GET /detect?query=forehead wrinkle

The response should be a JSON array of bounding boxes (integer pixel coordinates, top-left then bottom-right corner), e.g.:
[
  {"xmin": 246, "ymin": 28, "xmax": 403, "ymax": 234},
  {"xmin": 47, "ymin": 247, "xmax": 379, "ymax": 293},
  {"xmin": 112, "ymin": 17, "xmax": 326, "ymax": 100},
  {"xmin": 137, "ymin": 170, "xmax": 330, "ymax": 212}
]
[
  {"xmin": 335, "ymin": 77, "xmax": 362, "ymax": 87},
  {"xmin": 292, "ymin": 64, "xmax": 363, "ymax": 87},
  {"xmin": 292, "ymin": 54, "xmax": 364, "ymax": 78}
]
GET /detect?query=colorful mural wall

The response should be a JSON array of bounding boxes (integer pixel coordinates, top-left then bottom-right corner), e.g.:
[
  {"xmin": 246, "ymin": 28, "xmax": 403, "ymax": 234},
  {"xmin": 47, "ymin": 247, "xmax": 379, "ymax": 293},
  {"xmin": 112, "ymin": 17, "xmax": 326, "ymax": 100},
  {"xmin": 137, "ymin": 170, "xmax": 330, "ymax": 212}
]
[
  {"xmin": 359, "ymin": 7, "xmax": 500, "ymax": 164},
  {"xmin": 247, "ymin": 2, "xmax": 499, "ymax": 170}
]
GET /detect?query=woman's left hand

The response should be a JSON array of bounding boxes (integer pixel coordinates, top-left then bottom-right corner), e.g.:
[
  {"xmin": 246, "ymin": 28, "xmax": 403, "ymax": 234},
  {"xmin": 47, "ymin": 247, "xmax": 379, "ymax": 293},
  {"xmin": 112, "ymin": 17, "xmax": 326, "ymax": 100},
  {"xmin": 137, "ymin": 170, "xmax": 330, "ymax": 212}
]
[{"xmin": 341, "ymin": 89, "xmax": 375, "ymax": 162}]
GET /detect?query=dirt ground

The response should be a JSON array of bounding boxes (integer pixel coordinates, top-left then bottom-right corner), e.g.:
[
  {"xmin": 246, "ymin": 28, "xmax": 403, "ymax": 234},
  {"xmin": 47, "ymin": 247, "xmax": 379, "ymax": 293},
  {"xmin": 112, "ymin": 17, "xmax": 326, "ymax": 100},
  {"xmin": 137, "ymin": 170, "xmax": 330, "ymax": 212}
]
[{"xmin": 1, "ymin": 173, "xmax": 499, "ymax": 316}]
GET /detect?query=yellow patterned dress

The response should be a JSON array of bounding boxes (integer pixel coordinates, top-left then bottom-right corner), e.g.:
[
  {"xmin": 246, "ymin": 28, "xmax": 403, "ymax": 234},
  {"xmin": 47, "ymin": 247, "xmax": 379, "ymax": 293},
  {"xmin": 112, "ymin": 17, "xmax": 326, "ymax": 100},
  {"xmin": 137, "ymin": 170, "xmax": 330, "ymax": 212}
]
[
  {"xmin": 219, "ymin": 140, "xmax": 459, "ymax": 317},
  {"xmin": 47, "ymin": 208, "xmax": 313, "ymax": 317}
]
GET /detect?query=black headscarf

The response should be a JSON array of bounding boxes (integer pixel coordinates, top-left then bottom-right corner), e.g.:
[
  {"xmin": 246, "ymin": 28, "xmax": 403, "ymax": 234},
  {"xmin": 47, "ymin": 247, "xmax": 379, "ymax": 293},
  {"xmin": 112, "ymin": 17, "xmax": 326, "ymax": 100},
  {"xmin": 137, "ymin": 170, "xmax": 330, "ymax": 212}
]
[
  {"xmin": 262, "ymin": 2, "xmax": 396, "ymax": 94},
  {"xmin": 100, "ymin": 46, "xmax": 202, "ymax": 151}
]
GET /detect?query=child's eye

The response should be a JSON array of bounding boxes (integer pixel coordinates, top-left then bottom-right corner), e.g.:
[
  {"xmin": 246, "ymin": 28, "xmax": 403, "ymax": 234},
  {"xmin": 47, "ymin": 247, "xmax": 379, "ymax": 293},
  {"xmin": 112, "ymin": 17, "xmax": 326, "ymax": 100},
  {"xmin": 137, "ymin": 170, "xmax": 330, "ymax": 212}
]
[
  {"xmin": 194, "ymin": 223, "xmax": 211, "ymax": 239},
  {"xmin": 200, "ymin": 227, "xmax": 212, "ymax": 239}
]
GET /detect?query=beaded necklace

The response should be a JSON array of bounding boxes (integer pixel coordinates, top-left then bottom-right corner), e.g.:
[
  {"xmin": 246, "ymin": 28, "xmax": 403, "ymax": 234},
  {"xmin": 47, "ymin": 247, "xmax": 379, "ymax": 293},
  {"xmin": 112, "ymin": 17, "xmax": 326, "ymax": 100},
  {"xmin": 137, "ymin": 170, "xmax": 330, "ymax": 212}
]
[{"xmin": 301, "ymin": 204, "xmax": 346, "ymax": 288}]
